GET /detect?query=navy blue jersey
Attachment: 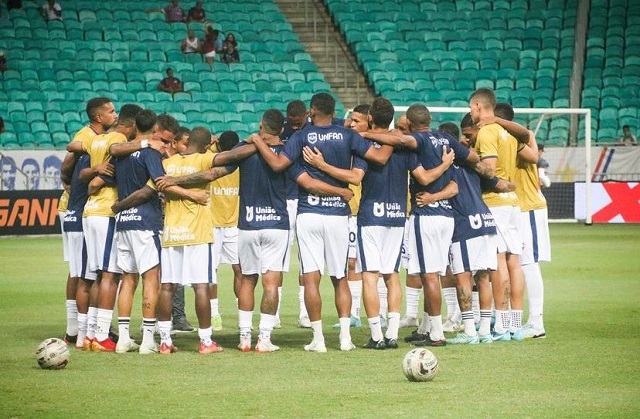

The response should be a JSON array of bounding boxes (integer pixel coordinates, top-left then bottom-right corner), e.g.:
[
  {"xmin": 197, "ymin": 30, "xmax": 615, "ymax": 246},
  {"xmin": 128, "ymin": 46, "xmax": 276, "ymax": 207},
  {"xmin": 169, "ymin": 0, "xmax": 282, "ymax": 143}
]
[
  {"xmin": 63, "ymin": 154, "xmax": 91, "ymax": 232},
  {"xmin": 230, "ymin": 141, "xmax": 289, "ymax": 230},
  {"xmin": 450, "ymin": 165, "xmax": 497, "ymax": 242},
  {"xmin": 283, "ymin": 124, "xmax": 373, "ymax": 216},
  {"xmin": 358, "ymin": 148, "xmax": 419, "ymax": 227},
  {"xmin": 280, "ymin": 119, "xmax": 305, "ymax": 200},
  {"xmin": 113, "ymin": 148, "xmax": 165, "ymax": 232},
  {"xmin": 410, "ymin": 131, "xmax": 469, "ymax": 217}
]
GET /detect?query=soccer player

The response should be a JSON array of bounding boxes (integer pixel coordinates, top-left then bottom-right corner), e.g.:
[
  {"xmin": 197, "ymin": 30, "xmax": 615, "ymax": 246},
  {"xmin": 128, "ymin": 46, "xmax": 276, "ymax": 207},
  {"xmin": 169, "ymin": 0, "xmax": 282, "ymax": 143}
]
[
  {"xmin": 493, "ymin": 103, "xmax": 550, "ymax": 340},
  {"xmin": 362, "ymin": 104, "xmax": 480, "ymax": 347},
  {"xmin": 250, "ymin": 93, "xmax": 392, "ymax": 352}
]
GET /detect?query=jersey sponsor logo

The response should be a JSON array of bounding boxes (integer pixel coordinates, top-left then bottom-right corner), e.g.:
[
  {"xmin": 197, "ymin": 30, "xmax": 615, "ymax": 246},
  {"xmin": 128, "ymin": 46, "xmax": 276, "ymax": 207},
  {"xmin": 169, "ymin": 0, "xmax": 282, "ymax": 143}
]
[
  {"xmin": 427, "ymin": 199, "xmax": 452, "ymax": 210},
  {"xmin": 117, "ymin": 207, "xmax": 142, "ymax": 223},
  {"xmin": 164, "ymin": 225, "xmax": 195, "ymax": 242},
  {"xmin": 63, "ymin": 209, "xmax": 79, "ymax": 224},
  {"xmin": 373, "ymin": 202, "xmax": 404, "ymax": 218},
  {"xmin": 307, "ymin": 195, "xmax": 346, "ymax": 208},
  {"xmin": 468, "ymin": 212, "xmax": 496, "ymax": 229},
  {"xmin": 307, "ymin": 132, "xmax": 344, "ymax": 145},
  {"xmin": 90, "ymin": 139, "xmax": 107, "ymax": 151},
  {"xmin": 131, "ymin": 151, "xmax": 141, "ymax": 159},
  {"xmin": 429, "ymin": 133, "xmax": 451, "ymax": 147},
  {"xmin": 213, "ymin": 186, "xmax": 239, "ymax": 196},
  {"xmin": 245, "ymin": 205, "xmax": 282, "ymax": 222},
  {"xmin": 165, "ymin": 164, "xmax": 198, "ymax": 176}
]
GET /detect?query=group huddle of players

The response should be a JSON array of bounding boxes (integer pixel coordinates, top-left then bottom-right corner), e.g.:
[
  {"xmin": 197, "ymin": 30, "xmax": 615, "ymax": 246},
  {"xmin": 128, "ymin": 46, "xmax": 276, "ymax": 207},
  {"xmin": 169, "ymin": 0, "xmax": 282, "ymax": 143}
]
[{"xmin": 57, "ymin": 88, "xmax": 549, "ymax": 355}]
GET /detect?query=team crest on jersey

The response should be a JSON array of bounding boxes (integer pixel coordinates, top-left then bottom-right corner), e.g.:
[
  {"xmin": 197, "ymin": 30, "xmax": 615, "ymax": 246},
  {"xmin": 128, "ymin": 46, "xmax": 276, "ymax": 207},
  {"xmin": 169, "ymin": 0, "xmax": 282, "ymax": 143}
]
[
  {"xmin": 308, "ymin": 132, "xmax": 318, "ymax": 144},
  {"xmin": 245, "ymin": 206, "xmax": 254, "ymax": 222},
  {"xmin": 308, "ymin": 195, "xmax": 320, "ymax": 205}
]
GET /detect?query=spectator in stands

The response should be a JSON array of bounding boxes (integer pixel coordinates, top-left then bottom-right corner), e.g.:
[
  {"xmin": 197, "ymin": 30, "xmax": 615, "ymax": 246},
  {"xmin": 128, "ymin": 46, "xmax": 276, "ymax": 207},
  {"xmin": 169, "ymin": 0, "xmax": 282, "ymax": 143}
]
[
  {"xmin": 202, "ymin": 26, "xmax": 223, "ymax": 64},
  {"xmin": 1, "ymin": 156, "xmax": 16, "ymax": 190},
  {"xmin": 187, "ymin": 0, "xmax": 206, "ymax": 22},
  {"xmin": 222, "ymin": 40, "xmax": 240, "ymax": 64},
  {"xmin": 0, "ymin": 116, "xmax": 5, "ymax": 133},
  {"xmin": 616, "ymin": 125, "xmax": 637, "ymax": 146},
  {"xmin": 537, "ymin": 144, "xmax": 551, "ymax": 188},
  {"xmin": 21, "ymin": 158, "xmax": 40, "ymax": 190},
  {"xmin": 148, "ymin": 0, "xmax": 185, "ymax": 23},
  {"xmin": 181, "ymin": 29, "xmax": 202, "ymax": 54},
  {"xmin": 157, "ymin": 69, "xmax": 184, "ymax": 94},
  {"xmin": 0, "ymin": 51, "xmax": 6, "ymax": 74},
  {"xmin": 42, "ymin": 0, "xmax": 62, "ymax": 21},
  {"xmin": 41, "ymin": 154, "xmax": 62, "ymax": 189}
]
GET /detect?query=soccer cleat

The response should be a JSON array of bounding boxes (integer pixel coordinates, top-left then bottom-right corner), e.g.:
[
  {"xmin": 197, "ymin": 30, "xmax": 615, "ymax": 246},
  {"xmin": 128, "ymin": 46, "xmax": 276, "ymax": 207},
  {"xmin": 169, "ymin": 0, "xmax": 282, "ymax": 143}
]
[
  {"xmin": 91, "ymin": 337, "xmax": 117, "ymax": 352},
  {"xmin": 333, "ymin": 315, "xmax": 362, "ymax": 329},
  {"xmin": 81, "ymin": 337, "xmax": 93, "ymax": 351},
  {"xmin": 399, "ymin": 316, "xmax": 419, "ymax": 328},
  {"xmin": 211, "ymin": 314, "xmax": 223, "ymax": 331},
  {"xmin": 491, "ymin": 330, "xmax": 512, "ymax": 342},
  {"xmin": 412, "ymin": 334, "xmax": 446, "ymax": 347},
  {"xmin": 363, "ymin": 338, "xmax": 387, "ymax": 350},
  {"xmin": 115, "ymin": 339, "xmax": 140, "ymax": 353},
  {"xmin": 512, "ymin": 325, "xmax": 546, "ymax": 341},
  {"xmin": 199, "ymin": 341, "xmax": 223, "ymax": 354},
  {"xmin": 479, "ymin": 334, "xmax": 493, "ymax": 344},
  {"xmin": 255, "ymin": 338, "xmax": 280, "ymax": 353},
  {"xmin": 63, "ymin": 334, "xmax": 77, "ymax": 345},
  {"xmin": 297, "ymin": 316, "xmax": 312, "ymax": 328},
  {"xmin": 173, "ymin": 318, "xmax": 195, "ymax": 333},
  {"xmin": 404, "ymin": 330, "xmax": 429, "ymax": 343},
  {"xmin": 446, "ymin": 333, "xmax": 480, "ymax": 345},
  {"xmin": 159, "ymin": 342, "xmax": 178, "ymax": 355},
  {"xmin": 385, "ymin": 338, "xmax": 399, "ymax": 349},
  {"xmin": 238, "ymin": 335, "xmax": 251, "ymax": 352},
  {"xmin": 304, "ymin": 341, "xmax": 327, "ymax": 353},
  {"xmin": 139, "ymin": 342, "xmax": 159, "ymax": 355},
  {"xmin": 442, "ymin": 319, "xmax": 461, "ymax": 333},
  {"xmin": 340, "ymin": 339, "xmax": 356, "ymax": 351}
]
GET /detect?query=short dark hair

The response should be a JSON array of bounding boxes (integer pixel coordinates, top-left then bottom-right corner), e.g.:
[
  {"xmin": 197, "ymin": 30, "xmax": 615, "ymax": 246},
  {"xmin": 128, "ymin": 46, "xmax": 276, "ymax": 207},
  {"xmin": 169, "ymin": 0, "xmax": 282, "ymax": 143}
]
[
  {"xmin": 494, "ymin": 103, "xmax": 515, "ymax": 121},
  {"xmin": 43, "ymin": 155, "xmax": 62, "ymax": 170},
  {"xmin": 623, "ymin": 125, "xmax": 630, "ymax": 130},
  {"xmin": 86, "ymin": 97, "xmax": 111, "ymax": 121},
  {"xmin": 189, "ymin": 126, "xmax": 212, "ymax": 149},
  {"xmin": 218, "ymin": 131, "xmax": 239, "ymax": 151},
  {"xmin": 262, "ymin": 109, "xmax": 285, "ymax": 135},
  {"xmin": 460, "ymin": 113, "xmax": 475, "ymax": 129},
  {"xmin": 286, "ymin": 100, "xmax": 306, "ymax": 117},
  {"xmin": 135, "ymin": 109, "xmax": 157, "ymax": 133},
  {"xmin": 175, "ymin": 126, "xmax": 190, "ymax": 140},
  {"xmin": 156, "ymin": 114, "xmax": 180, "ymax": 135},
  {"xmin": 369, "ymin": 97, "xmax": 394, "ymax": 128},
  {"xmin": 538, "ymin": 144, "xmax": 545, "ymax": 151},
  {"xmin": 310, "ymin": 92, "xmax": 335, "ymax": 116},
  {"xmin": 406, "ymin": 104, "xmax": 432, "ymax": 127},
  {"xmin": 352, "ymin": 104, "xmax": 371, "ymax": 115},
  {"xmin": 470, "ymin": 88, "xmax": 497, "ymax": 108},
  {"xmin": 119, "ymin": 104, "xmax": 143, "ymax": 124},
  {"xmin": 438, "ymin": 122, "xmax": 460, "ymax": 138}
]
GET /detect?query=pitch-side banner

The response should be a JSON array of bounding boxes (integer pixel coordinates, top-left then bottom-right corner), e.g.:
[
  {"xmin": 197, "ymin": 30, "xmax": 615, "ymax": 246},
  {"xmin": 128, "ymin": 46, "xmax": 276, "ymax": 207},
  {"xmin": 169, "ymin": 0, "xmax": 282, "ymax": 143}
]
[
  {"xmin": 1, "ymin": 150, "xmax": 67, "ymax": 191},
  {"xmin": 545, "ymin": 146, "xmax": 640, "ymax": 182},
  {"xmin": 0, "ymin": 190, "xmax": 62, "ymax": 235},
  {"xmin": 575, "ymin": 182, "xmax": 640, "ymax": 223}
]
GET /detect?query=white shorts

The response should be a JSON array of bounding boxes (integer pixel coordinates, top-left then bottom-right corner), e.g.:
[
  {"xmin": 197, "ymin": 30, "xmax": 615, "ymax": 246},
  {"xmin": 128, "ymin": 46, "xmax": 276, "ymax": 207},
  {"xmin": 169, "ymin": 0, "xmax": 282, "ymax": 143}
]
[
  {"xmin": 284, "ymin": 199, "xmax": 298, "ymax": 270},
  {"xmin": 238, "ymin": 229, "xmax": 289, "ymax": 275},
  {"xmin": 520, "ymin": 208, "xmax": 551, "ymax": 265},
  {"xmin": 489, "ymin": 205, "xmax": 523, "ymax": 255},
  {"xmin": 82, "ymin": 216, "xmax": 121, "ymax": 274},
  {"xmin": 213, "ymin": 226, "xmax": 239, "ymax": 266},
  {"xmin": 204, "ymin": 51, "xmax": 216, "ymax": 58},
  {"xmin": 67, "ymin": 231, "xmax": 97, "ymax": 281},
  {"xmin": 348, "ymin": 215, "xmax": 358, "ymax": 259},
  {"xmin": 449, "ymin": 234, "xmax": 498, "ymax": 275},
  {"xmin": 355, "ymin": 225, "xmax": 404, "ymax": 274},
  {"xmin": 408, "ymin": 214, "xmax": 454, "ymax": 276},
  {"xmin": 116, "ymin": 230, "xmax": 161, "ymax": 275},
  {"xmin": 161, "ymin": 243, "xmax": 215, "ymax": 286},
  {"xmin": 59, "ymin": 212, "xmax": 69, "ymax": 262},
  {"xmin": 296, "ymin": 213, "xmax": 349, "ymax": 279},
  {"xmin": 401, "ymin": 218, "xmax": 411, "ymax": 269}
]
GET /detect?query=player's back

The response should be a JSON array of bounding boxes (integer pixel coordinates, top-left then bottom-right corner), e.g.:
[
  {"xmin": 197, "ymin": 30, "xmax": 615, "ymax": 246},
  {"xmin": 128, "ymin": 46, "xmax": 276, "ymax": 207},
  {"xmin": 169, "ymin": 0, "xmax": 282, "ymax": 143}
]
[
  {"xmin": 475, "ymin": 123, "xmax": 519, "ymax": 207},
  {"xmin": 515, "ymin": 159, "xmax": 546, "ymax": 211},
  {"xmin": 210, "ymin": 160, "xmax": 239, "ymax": 228}
]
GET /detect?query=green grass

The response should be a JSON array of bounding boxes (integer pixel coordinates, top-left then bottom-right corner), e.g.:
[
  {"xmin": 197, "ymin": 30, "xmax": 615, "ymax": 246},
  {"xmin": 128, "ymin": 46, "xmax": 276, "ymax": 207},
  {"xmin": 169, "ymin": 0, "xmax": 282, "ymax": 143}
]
[{"xmin": 1, "ymin": 224, "xmax": 639, "ymax": 418}]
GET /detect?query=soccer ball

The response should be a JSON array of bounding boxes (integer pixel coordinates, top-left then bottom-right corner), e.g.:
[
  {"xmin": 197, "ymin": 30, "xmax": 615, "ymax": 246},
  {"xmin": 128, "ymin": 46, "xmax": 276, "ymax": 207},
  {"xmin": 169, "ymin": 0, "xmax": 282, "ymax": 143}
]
[
  {"xmin": 35, "ymin": 338, "xmax": 70, "ymax": 370},
  {"xmin": 402, "ymin": 348, "xmax": 438, "ymax": 382}
]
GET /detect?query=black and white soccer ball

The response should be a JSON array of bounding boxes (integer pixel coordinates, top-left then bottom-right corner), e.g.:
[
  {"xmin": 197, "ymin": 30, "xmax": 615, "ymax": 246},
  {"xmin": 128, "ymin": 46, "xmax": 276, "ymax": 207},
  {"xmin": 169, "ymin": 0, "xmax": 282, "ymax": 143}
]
[
  {"xmin": 402, "ymin": 348, "xmax": 438, "ymax": 382},
  {"xmin": 35, "ymin": 338, "xmax": 70, "ymax": 370}
]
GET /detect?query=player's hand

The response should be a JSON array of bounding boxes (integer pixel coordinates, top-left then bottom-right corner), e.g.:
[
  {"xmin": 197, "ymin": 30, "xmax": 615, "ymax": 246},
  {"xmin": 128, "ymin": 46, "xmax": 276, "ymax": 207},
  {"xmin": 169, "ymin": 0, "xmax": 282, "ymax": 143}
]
[
  {"xmin": 155, "ymin": 175, "xmax": 176, "ymax": 190},
  {"xmin": 190, "ymin": 190, "xmax": 210, "ymax": 206},
  {"xmin": 415, "ymin": 191, "xmax": 435, "ymax": 207},
  {"xmin": 340, "ymin": 187, "xmax": 354, "ymax": 202},
  {"xmin": 302, "ymin": 146, "xmax": 325, "ymax": 168},
  {"xmin": 148, "ymin": 139, "xmax": 166, "ymax": 153},
  {"xmin": 245, "ymin": 134, "xmax": 261, "ymax": 144},
  {"xmin": 441, "ymin": 147, "xmax": 455, "ymax": 167},
  {"xmin": 111, "ymin": 201, "xmax": 121, "ymax": 214},
  {"xmin": 95, "ymin": 162, "xmax": 114, "ymax": 177}
]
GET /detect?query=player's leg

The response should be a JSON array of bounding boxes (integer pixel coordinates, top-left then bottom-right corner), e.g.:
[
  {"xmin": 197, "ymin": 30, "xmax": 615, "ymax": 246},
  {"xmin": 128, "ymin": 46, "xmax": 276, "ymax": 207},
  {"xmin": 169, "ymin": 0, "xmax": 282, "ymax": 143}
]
[
  {"xmin": 475, "ymin": 269, "xmax": 494, "ymax": 343},
  {"xmin": 362, "ymin": 270, "xmax": 383, "ymax": 347},
  {"xmin": 237, "ymin": 272, "xmax": 258, "ymax": 351},
  {"xmin": 139, "ymin": 265, "xmax": 160, "ymax": 354},
  {"xmin": 75, "ymin": 277, "xmax": 92, "ymax": 349},
  {"xmin": 441, "ymin": 266, "xmax": 462, "ymax": 333},
  {"xmin": 400, "ymin": 217, "xmax": 420, "ymax": 328},
  {"xmin": 188, "ymin": 244, "xmax": 222, "ymax": 354},
  {"xmin": 447, "ymin": 271, "xmax": 479, "ymax": 344},
  {"xmin": 256, "ymin": 270, "xmax": 281, "ymax": 352},
  {"xmin": 115, "ymin": 272, "xmax": 139, "ymax": 353},
  {"xmin": 64, "ymin": 274, "xmax": 79, "ymax": 344},
  {"xmin": 172, "ymin": 285, "xmax": 194, "ymax": 332},
  {"xmin": 157, "ymin": 247, "xmax": 179, "ymax": 354},
  {"xmin": 383, "ymin": 272, "xmax": 402, "ymax": 348},
  {"xmin": 490, "ymin": 253, "xmax": 511, "ymax": 340}
]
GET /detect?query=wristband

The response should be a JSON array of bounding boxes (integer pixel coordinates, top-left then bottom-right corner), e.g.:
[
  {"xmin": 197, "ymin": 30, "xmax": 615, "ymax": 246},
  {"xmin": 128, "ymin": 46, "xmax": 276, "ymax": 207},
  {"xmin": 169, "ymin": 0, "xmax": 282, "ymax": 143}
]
[{"xmin": 141, "ymin": 139, "xmax": 149, "ymax": 149}]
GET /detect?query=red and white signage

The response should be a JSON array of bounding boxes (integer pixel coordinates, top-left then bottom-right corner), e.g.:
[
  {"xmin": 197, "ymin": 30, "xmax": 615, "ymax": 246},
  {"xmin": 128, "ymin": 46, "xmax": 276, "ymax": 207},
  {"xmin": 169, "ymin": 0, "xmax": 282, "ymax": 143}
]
[{"xmin": 575, "ymin": 182, "xmax": 640, "ymax": 223}]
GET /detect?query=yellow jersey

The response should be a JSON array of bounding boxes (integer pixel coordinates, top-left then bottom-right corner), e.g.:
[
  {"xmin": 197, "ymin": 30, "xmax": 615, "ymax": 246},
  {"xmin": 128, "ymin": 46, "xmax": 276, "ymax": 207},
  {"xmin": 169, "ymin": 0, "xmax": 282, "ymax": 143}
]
[
  {"xmin": 59, "ymin": 126, "xmax": 99, "ymax": 212},
  {"xmin": 348, "ymin": 184, "xmax": 361, "ymax": 216},
  {"xmin": 82, "ymin": 131, "xmax": 127, "ymax": 217},
  {"xmin": 474, "ymin": 123, "xmax": 519, "ymax": 207},
  {"xmin": 515, "ymin": 159, "xmax": 547, "ymax": 211},
  {"xmin": 210, "ymin": 165, "xmax": 239, "ymax": 228},
  {"xmin": 162, "ymin": 152, "xmax": 215, "ymax": 247}
]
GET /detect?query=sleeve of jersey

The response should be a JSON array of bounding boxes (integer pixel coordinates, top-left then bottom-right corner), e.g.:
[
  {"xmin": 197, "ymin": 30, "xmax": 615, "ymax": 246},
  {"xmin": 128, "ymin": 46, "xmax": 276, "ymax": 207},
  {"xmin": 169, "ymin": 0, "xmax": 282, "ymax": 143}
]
[
  {"xmin": 406, "ymin": 151, "xmax": 421, "ymax": 171},
  {"xmin": 350, "ymin": 133, "xmax": 373, "ymax": 158},
  {"xmin": 281, "ymin": 132, "xmax": 302, "ymax": 162},
  {"xmin": 286, "ymin": 160, "xmax": 305, "ymax": 181},
  {"xmin": 476, "ymin": 130, "xmax": 498, "ymax": 160},
  {"xmin": 100, "ymin": 173, "xmax": 116, "ymax": 186},
  {"xmin": 107, "ymin": 132, "xmax": 127, "ymax": 146},
  {"xmin": 201, "ymin": 152, "xmax": 216, "ymax": 170},
  {"xmin": 448, "ymin": 137, "xmax": 471, "ymax": 164},
  {"xmin": 352, "ymin": 155, "xmax": 368, "ymax": 172},
  {"xmin": 146, "ymin": 178, "xmax": 158, "ymax": 192},
  {"xmin": 480, "ymin": 175, "xmax": 500, "ymax": 191},
  {"xmin": 144, "ymin": 150, "xmax": 167, "ymax": 181}
]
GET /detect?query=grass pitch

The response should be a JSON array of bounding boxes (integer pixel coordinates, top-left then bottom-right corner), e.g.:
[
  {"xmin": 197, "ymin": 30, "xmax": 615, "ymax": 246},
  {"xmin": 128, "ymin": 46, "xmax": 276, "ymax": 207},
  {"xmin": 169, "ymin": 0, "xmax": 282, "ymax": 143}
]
[{"xmin": 0, "ymin": 224, "xmax": 639, "ymax": 418}]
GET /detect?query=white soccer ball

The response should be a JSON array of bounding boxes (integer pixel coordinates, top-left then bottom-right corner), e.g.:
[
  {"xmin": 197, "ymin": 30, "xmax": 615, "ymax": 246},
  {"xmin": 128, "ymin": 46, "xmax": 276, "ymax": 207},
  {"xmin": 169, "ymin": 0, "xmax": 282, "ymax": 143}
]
[
  {"xmin": 402, "ymin": 348, "xmax": 438, "ymax": 382},
  {"xmin": 35, "ymin": 338, "xmax": 70, "ymax": 370}
]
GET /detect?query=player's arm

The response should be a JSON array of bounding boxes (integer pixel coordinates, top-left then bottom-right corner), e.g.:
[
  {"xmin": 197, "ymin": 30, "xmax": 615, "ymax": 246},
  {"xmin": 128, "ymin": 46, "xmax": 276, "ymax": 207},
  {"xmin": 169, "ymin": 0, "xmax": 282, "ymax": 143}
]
[
  {"xmin": 248, "ymin": 134, "xmax": 292, "ymax": 172},
  {"xmin": 87, "ymin": 176, "xmax": 106, "ymax": 196},
  {"xmin": 212, "ymin": 143, "xmax": 257, "ymax": 166},
  {"xmin": 302, "ymin": 146, "xmax": 366, "ymax": 185},
  {"xmin": 481, "ymin": 176, "xmax": 516, "ymax": 193},
  {"xmin": 163, "ymin": 185, "xmax": 209, "ymax": 205},
  {"xmin": 66, "ymin": 141, "xmax": 83, "ymax": 153},
  {"xmin": 362, "ymin": 129, "xmax": 418, "ymax": 149},
  {"xmin": 111, "ymin": 186, "xmax": 157, "ymax": 214},
  {"xmin": 296, "ymin": 172, "xmax": 354, "ymax": 202},
  {"xmin": 60, "ymin": 152, "xmax": 79, "ymax": 185},
  {"xmin": 110, "ymin": 139, "xmax": 165, "ymax": 157},
  {"xmin": 155, "ymin": 167, "xmax": 231, "ymax": 190},
  {"xmin": 79, "ymin": 161, "xmax": 114, "ymax": 183},
  {"xmin": 410, "ymin": 147, "xmax": 455, "ymax": 186},
  {"xmin": 494, "ymin": 117, "xmax": 531, "ymax": 144},
  {"xmin": 415, "ymin": 180, "xmax": 458, "ymax": 206},
  {"xmin": 517, "ymin": 131, "xmax": 539, "ymax": 164}
]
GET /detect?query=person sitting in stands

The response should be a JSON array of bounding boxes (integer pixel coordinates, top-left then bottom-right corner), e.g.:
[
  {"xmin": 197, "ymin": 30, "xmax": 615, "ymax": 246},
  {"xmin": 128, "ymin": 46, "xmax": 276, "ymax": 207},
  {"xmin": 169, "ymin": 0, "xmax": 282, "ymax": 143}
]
[
  {"xmin": 187, "ymin": 0, "xmax": 206, "ymax": 22},
  {"xmin": 157, "ymin": 69, "xmax": 184, "ymax": 94},
  {"xmin": 181, "ymin": 29, "xmax": 202, "ymax": 54},
  {"xmin": 42, "ymin": 0, "xmax": 62, "ymax": 21}
]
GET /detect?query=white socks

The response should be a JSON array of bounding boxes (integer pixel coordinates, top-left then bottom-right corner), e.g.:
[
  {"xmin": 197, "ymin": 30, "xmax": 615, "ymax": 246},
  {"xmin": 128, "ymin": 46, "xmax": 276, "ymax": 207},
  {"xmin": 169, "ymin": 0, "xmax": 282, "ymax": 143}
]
[
  {"xmin": 198, "ymin": 327, "xmax": 212, "ymax": 345},
  {"xmin": 417, "ymin": 311, "xmax": 430, "ymax": 334},
  {"xmin": 461, "ymin": 311, "xmax": 477, "ymax": 336},
  {"xmin": 87, "ymin": 306, "xmax": 98, "ymax": 339},
  {"xmin": 118, "ymin": 317, "xmax": 131, "ymax": 342},
  {"xmin": 310, "ymin": 320, "xmax": 325, "ymax": 345},
  {"xmin": 428, "ymin": 315, "xmax": 444, "ymax": 341},
  {"xmin": 386, "ymin": 312, "xmax": 400, "ymax": 340},
  {"xmin": 298, "ymin": 286, "xmax": 308, "ymax": 318},
  {"xmin": 522, "ymin": 262, "xmax": 545, "ymax": 329},
  {"xmin": 210, "ymin": 298, "xmax": 219, "ymax": 317},
  {"xmin": 405, "ymin": 286, "xmax": 421, "ymax": 319},
  {"xmin": 442, "ymin": 287, "xmax": 461, "ymax": 322},
  {"xmin": 158, "ymin": 320, "xmax": 172, "ymax": 346},
  {"xmin": 141, "ymin": 318, "xmax": 156, "ymax": 346},
  {"xmin": 368, "ymin": 316, "xmax": 383, "ymax": 341},
  {"xmin": 238, "ymin": 310, "xmax": 253, "ymax": 336},
  {"xmin": 377, "ymin": 277, "xmax": 388, "ymax": 318},
  {"xmin": 95, "ymin": 308, "xmax": 113, "ymax": 341},
  {"xmin": 495, "ymin": 310, "xmax": 511, "ymax": 334},
  {"xmin": 65, "ymin": 300, "xmax": 78, "ymax": 336},
  {"xmin": 259, "ymin": 313, "xmax": 277, "ymax": 341},
  {"xmin": 348, "ymin": 280, "xmax": 362, "ymax": 318},
  {"xmin": 77, "ymin": 313, "xmax": 88, "ymax": 345}
]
